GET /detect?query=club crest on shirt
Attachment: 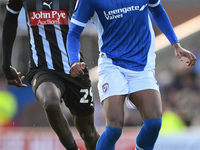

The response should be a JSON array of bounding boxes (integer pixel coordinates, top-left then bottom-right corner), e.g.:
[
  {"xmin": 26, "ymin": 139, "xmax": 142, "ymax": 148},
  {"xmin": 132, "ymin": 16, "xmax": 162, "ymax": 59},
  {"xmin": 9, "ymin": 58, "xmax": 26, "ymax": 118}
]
[{"xmin": 102, "ymin": 83, "xmax": 109, "ymax": 92}]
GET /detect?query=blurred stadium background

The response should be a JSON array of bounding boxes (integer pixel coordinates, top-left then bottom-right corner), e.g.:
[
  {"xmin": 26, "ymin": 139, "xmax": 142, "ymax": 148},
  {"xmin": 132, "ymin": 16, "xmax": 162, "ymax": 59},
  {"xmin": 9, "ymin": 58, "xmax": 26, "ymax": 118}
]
[{"xmin": 0, "ymin": 0, "xmax": 200, "ymax": 149}]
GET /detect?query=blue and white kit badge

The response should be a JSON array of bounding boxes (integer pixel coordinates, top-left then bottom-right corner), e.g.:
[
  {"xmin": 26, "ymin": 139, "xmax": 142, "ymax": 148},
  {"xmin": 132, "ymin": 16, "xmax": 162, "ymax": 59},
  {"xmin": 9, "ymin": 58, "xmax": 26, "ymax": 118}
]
[{"xmin": 102, "ymin": 83, "xmax": 109, "ymax": 92}]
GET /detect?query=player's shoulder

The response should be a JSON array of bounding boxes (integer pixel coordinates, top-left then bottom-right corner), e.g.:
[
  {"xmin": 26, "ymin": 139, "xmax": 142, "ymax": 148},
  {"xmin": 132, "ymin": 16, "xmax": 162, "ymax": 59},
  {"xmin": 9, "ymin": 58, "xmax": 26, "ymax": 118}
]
[
  {"xmin": 148, "ymin": 0, "xmax": 160, "ymax": 8},
  {"xmin": 7, "ymin": 0, "xmax": 22, "ymax": 5},
  {"xmin": 76, "ymin": 0, "xmax": 93, "ymax": 5},
  {"xmin": 74, "ymin": 0, "xmax": 93, "ymax": 12},
  {"xmin": 6, "ymin": 0, "xmax": 23, "ymax": 13},
  {"xmin": 149, "ymin": 0, "xmax": 160, "ymax": 4}
]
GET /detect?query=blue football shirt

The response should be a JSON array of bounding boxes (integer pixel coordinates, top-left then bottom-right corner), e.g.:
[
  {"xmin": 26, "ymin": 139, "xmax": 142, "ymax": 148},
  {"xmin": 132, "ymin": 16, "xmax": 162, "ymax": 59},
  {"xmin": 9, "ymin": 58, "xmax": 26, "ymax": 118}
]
[{"xmin": 69, "ymin": 0, "xmax": 178, "ymax": 71}]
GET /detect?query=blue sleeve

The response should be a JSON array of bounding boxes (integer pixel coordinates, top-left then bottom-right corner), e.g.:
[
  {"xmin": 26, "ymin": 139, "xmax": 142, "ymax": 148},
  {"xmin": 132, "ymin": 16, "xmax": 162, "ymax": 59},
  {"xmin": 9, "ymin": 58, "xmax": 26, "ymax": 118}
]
[
  {"xmin": 72, "ymin": 0, "xmax": 94, "ymax": 24},
  {"xmin": 67, "ymin": 23, "xmax": 84, "ymax": 66},
  {"xmin": 149, "ymin": 3, "xmax": 179, "ymax": 45}
]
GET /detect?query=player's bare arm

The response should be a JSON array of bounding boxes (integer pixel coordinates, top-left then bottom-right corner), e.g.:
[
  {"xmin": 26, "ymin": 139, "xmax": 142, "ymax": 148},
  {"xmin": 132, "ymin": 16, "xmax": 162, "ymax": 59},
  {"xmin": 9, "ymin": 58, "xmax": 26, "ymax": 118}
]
[
  {"xmin": 172, "ymin": 42, "xmax": 197, "ymax": 66},
  {"xmin": 69, "ymin": 61, "xmax": 85, "ymax": 77},
  {"xmin": 2, "ymin": 11, "xmax": 27, "ymax": 87}
]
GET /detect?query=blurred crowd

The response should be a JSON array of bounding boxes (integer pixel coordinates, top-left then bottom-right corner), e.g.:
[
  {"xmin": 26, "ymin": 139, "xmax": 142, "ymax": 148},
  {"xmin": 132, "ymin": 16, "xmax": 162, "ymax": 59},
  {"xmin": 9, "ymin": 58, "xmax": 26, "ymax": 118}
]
[{"xmin": 158, "ymin": 46, "xmax": 200, "ymax": 127}]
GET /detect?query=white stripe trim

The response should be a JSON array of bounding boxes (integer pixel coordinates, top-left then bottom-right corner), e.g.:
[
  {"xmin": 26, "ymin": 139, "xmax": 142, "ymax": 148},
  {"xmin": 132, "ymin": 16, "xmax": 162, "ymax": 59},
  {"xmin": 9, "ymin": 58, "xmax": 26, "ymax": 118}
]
[
  {"xmin": 27, "ymin": 22, "xmax": 38, "ymax": 67},
  {"xmin": 144, "ymin": 15, "xmax": 156, "ymax": 71},
  {"xmin": 148, "ymin": 0, "xmax": 160, "ymax": 7},
  {"xmin": 39, "ymin": 26, "xmax": 54, "ymax": 70},
  {"xmin": 29, "ymin": 26, "xmax": 38, "ymax": 67},
  {"xmin": 54, "ymin": 25, "xmax": 70, "ymax": 74},
  {"xmin": 136, "ymin": 144, "xmax": 144, "ymax": 150},
  {"xmin": 71, "ymin": 18, "xmax": 86, "ymax": 27},
  {"xmin": 6, "ymin": 5, "xmax": 20, "ymax": 14},
  {"xmin": 26, "ymin": 12, "xmax": 38, "ymax": 67},
  {"xmin": 90, "ymin": 12, "xmax": 104, "ymax": 51}
]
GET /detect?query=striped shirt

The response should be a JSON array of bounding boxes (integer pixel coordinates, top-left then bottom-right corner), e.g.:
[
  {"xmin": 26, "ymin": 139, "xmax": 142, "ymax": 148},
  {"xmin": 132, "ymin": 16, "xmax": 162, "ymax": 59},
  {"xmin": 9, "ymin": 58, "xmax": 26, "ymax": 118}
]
[{"xmin": 7, "ymin": 0, "xmax": 78, "ymax": 74}]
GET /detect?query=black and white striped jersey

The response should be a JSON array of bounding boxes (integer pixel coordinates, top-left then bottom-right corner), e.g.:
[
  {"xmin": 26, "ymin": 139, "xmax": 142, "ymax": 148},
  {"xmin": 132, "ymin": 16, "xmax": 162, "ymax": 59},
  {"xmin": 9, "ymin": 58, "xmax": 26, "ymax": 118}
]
[{"xmin": 6, "ymin": 0, "xmax": 80, "ymax": 74}]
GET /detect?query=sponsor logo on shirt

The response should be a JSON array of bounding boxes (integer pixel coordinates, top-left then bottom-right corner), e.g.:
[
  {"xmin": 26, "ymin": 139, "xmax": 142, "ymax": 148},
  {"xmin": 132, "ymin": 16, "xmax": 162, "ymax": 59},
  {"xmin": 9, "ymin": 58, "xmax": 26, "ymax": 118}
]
[
  {"xmin": 103, "ymin": 4, "xmax": 147, "ymax": 20},
  {"xmin": 30, "ymin": 10, "xmax": 68, "ymax": 26}
]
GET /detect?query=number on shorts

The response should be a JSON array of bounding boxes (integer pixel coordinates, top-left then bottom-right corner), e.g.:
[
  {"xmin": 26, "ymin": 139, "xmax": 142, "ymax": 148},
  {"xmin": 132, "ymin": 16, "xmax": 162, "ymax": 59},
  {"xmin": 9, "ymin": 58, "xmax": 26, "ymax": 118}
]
[{"xmin": 80, "ymin": 87, "xmax": 93, "ymax": 106}]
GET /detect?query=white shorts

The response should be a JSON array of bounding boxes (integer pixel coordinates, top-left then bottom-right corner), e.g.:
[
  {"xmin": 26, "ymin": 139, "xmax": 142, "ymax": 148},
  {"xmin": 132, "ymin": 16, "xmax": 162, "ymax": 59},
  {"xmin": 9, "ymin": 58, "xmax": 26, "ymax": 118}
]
[{"xmin": 97, "ymin": 53, "xmax": 160, "ymax": 108}]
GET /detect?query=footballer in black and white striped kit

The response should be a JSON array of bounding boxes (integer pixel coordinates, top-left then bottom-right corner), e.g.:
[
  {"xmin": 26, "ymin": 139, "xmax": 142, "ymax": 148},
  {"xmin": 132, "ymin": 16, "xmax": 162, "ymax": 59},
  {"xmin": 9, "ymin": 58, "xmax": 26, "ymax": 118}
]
[{"xmin": 2, "ymin": 0, "xmax": 100, "ymax": 150}]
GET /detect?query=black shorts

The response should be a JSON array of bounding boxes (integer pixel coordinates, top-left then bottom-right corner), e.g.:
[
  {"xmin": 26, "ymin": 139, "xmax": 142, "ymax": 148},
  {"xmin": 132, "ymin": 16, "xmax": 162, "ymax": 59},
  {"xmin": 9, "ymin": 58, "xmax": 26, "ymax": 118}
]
[{"xmin": 26, "ymin": 68, "xmax": 94, "ymax": 116}]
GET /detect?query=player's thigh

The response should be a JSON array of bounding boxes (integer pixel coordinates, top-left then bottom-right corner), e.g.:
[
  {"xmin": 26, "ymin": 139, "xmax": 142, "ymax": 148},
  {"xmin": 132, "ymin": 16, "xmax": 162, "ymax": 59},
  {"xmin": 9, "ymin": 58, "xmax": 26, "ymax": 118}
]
[
  {"xmin": 36, "ymin": 82, "xmax": 61, "ymax": 104},
  {"xmin": 63, "ymin": 74, "xmax": 94, "ymax": 117},
  {"xmin": 97, "ymin": 53, "xmax": 129, "ymax": 102},
  {"xmin": 31, "ymin": 71, "xmax": 63, "ymax": 105},
  {"xmin": 126, "ymin": 69, "xmax": 162, "ymax": 119},
  {"xmin": 130, "ymin": 89, "xmax": 162, "ymax": 120},
  {"xmin": 102, "ymin": 95, "xmax": 126, "ymax": 129}
]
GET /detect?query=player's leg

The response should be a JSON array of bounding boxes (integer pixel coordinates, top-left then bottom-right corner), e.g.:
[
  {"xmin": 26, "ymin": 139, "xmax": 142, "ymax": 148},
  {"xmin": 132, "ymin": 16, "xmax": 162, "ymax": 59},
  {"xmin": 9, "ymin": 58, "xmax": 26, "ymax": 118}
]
[
  {"xmin": 96, "ymin": 95, "xmax": 126, "ymax": 150},
  {"xmin": 92, "ymin": 54, "xmax": 129, "ymax": 149},
  {"xmin": 29, "ymin": 70, "xmax": 79, "ymax": 150},
  {"xmin": 63, "ymin": 68, "xmax": 100, "ymax": 150},
  {"xmin": 124, "ymin": 69, "xmax": 162, "ymax": 150},
  {"xmin": 95, "ymin": 54, "xmax": 129, "ymax": 150},
  {"xmin": 72, "ymin": 113, "xmax": 100, "ymax": 150},
  {"xmin": 130, "ymin": 89, "xmax": 162, "ymax": 150},
  {"xmin": 36, "ymin": 82, "xmax": 78, "ymax": 150}
]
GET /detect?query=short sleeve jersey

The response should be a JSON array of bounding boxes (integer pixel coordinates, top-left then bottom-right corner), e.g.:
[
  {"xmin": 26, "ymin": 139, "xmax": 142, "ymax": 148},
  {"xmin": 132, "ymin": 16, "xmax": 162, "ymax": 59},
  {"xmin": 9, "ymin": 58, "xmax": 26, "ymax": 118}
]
[
  {"xmin": 71, "ymin": 0, "xmax": 161, "ymax": 71},
  {"xmin": 7, "ymin": 0, "xmax": 78, "ymax": 74}
]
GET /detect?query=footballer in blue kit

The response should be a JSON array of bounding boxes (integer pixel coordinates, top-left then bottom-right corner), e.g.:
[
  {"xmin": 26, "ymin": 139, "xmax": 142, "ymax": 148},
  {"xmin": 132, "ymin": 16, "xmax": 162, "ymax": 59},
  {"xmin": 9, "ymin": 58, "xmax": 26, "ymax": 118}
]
[{"xmin": 67, "ymin": 0, "xmax": 196, "ymax": 149}]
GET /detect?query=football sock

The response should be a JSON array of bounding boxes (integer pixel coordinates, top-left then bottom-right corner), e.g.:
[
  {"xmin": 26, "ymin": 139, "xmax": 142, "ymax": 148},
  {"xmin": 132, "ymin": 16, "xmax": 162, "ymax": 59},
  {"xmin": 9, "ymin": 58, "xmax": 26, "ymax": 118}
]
[
  {"xmin": 96, "ymin": 126, "xmax": 122, "ymax": 150},
  {"xmin": 136, "ymin": 118, "xmax": 162, "ymax": 150},
  {"xmin": 59, "ymin": 131, "xmax": 78, "ymax": 150}
]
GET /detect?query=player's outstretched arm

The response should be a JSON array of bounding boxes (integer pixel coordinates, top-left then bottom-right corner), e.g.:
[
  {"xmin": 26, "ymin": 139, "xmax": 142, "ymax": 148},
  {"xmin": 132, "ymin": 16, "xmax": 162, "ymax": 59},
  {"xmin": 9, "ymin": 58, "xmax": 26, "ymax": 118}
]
[
  {"xmin": 69, "ymin": 62, "xmax": 85, "ymax": 78},
  {"xmin": 172, "ymin": 43, "xmax": 197, "ymax": 67},
  {"xmin": 149, "ymin": 2, "xmax": 197, "ymax": 67},
  {"xmin": 2, "ymin": 11, "xmax": 27, "ymax": 87}
]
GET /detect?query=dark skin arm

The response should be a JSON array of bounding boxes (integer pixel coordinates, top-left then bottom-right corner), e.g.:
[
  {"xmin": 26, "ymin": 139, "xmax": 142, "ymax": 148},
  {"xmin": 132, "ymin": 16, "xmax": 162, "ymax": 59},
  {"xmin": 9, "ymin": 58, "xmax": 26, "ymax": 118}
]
[
  {"xmin": 148, "ymin": 3, "xmax": 197, "ymax": 66},
  {"xmin": 2, "ymin": 10, "xmax": 27, "ymax": 87},
  {"xmin": 172, "ymin": 42, "xmax": 197, "ymax": 67}
]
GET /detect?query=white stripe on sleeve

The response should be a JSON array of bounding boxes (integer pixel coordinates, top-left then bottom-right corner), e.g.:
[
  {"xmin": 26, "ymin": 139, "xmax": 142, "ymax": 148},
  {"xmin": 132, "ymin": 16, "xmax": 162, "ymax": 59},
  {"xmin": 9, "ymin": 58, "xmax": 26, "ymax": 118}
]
[
  {"xmin": 6, "ymin": 5, "xmax": 20, "ymax": 14},
  {"xmin": 71, "ymin": 18, "xmax": 87, "ymax": 27}
]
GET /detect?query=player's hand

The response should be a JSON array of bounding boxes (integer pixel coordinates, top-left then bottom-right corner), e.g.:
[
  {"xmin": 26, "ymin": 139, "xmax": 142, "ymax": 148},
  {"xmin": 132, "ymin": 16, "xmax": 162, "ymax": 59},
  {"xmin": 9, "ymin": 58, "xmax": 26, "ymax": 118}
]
[
  {"xmin": 173, "ymin": 43, "xmax": 197, "ymax": 67},
  {"xmin": 69, "ymin": 62, "xmax": 85, "ymax": 78},
  {"xmin": 5, "ymin": 66, "xmax": 27, "ymax": 87}
]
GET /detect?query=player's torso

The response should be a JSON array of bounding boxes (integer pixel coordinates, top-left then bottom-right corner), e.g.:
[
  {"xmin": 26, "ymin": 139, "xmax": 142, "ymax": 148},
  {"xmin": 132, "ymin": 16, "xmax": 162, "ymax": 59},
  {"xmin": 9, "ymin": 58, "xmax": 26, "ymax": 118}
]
[
  {"xmin": 21, "ymin": 0, "xmax": 72, "ymax": 25},
  {"xmin": 92, "ymin": 0, "xmax": 149, "ymax": 26},
  {"xmin": 21, "ymin": 0, "xmax": 76, "ymax": 73},
  {"xmin": 90, "ymin": 0, "xmax": 153, "ymax": 71}
]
